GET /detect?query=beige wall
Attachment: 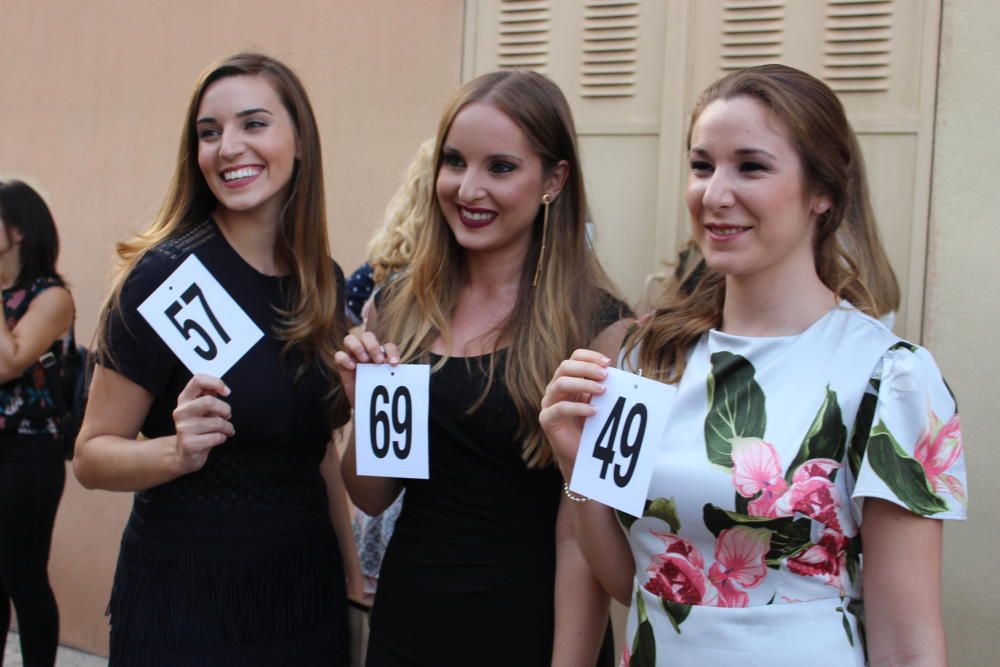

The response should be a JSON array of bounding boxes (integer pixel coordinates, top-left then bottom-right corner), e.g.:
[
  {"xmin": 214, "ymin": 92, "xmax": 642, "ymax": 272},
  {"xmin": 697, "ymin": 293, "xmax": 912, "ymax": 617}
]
[
  {"xmin": 0, "ymin": 0, "xmax": 463, "ymax": 655},
  {"xmin": 928, "ymin": 1, "xmax": 1000, "ymax": 665}
]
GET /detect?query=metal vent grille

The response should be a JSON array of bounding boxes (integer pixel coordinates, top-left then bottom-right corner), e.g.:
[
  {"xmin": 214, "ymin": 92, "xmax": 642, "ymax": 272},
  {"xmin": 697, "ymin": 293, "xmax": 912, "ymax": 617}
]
[
  {"xmin": 581, "ymin": 0, "xmax": 640, "ymax": 98},
  {"xmin": 497, "ymin": 0, "xmax": 550, "ymax": 73},
  {"xmin": 720, "ymin": 0, "xmax": 785, "ymax": 71},
  {"xmin": 824, "ymin": 0, "xmax": 892, "ymax": 93}
]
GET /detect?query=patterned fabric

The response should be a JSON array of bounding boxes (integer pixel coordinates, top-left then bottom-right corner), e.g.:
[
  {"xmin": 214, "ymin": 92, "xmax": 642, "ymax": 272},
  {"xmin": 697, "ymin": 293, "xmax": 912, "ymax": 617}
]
[
  {"xmin": 0, "ymin": 276, "xmax": 70, "ymax": 438},
  {"xmin": 619, "ymin": 304, "xmax": 966, "ymax": 666},
  {"xmin": 345, "ymin": 262, "xmax": 375, "ymax": 325}
]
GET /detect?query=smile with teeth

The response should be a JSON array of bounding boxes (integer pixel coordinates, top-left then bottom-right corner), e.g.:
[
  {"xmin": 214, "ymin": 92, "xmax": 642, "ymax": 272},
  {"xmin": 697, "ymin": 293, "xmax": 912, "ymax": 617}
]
[
  {"xmin": 222, "ymin": 166, "xmax": 263, "ymax": 182},
  {"xmin": 459, "ymin": 207, "xmax": 496, "ymax": 222},
  {"xmin": 706, "ymin": 223, "xmax": 751, "ymax": 236}
]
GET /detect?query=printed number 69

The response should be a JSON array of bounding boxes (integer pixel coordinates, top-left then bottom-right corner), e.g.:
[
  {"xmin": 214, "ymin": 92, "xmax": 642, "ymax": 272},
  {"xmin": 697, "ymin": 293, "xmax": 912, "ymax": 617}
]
[{"xmin": 370, "ymin": 385, "xmax": 412, "ymax": 459}]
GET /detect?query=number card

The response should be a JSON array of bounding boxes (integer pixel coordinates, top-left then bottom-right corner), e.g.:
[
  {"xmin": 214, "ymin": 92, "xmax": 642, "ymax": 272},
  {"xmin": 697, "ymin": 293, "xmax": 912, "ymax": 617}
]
[
  {"xmin": 354, "ymin": 363, "xmax": 430, "ymax": 479},
  {"xmin": 137, "ymin": 255, "xmax": 264, "ymax": 378},
  {"xmin": 569, "ymin": 367, "xmax": 677, "ymax": 517}
]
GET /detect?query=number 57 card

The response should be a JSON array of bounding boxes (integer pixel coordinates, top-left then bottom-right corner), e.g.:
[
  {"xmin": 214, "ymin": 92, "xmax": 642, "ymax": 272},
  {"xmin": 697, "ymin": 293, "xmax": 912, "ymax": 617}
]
[
  {"xmin": 137, "ymin": 255, "xmax": 264, "ymax": 378},
  {"xmin": 569, "ymin": 367, "xmax": 677, "ymax": 517}
]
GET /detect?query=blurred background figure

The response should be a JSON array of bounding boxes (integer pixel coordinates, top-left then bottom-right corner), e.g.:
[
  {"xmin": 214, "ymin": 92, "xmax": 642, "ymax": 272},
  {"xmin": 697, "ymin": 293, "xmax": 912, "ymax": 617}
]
[{"xmin": 0, "ymin": 179, "xmax": 76, "ymax": 667}]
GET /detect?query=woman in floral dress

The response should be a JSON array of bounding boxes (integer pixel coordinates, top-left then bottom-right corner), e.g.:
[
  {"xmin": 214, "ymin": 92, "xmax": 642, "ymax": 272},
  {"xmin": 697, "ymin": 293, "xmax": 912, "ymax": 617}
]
[{"xmin": 541, "ymin": 65, "xmax": 966, "ymax": 666}]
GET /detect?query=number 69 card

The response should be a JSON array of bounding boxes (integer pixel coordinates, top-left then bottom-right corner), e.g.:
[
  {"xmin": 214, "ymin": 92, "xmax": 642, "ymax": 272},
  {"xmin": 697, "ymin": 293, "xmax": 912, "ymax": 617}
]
[
  {"xmin": 354, "ymin": 363, "xmax": 430, "ymax": 479},
  {"xmin": 569, "ymin": 367, "xmax": 677, "ymax": 517},
  {"xmin": 137, "ymin": 255, "xmax": 264, "ymax": 378}
]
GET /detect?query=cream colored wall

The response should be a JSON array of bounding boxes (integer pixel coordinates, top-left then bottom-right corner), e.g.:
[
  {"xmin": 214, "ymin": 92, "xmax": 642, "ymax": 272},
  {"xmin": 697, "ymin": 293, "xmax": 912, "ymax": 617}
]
[
  {"xmin": 927, "ymin": 1, "xmax": 1000, "ymax": 665},
  {"xmin": 0, "ymin": 0, "xmax": 463, "ymax": 655}
]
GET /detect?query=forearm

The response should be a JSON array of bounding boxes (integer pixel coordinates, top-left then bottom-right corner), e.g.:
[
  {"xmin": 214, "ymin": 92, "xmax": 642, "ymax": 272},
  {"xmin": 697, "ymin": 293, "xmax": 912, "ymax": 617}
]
[
  {"xmin": 340, "ymin": 424, "xmax": 402, "ymax": 515},
  {"xmin": 322, "ymin": 441, "xmax": 364, "ymax": 601},
  {"xmin": 73, "ymin": 431, "xmax": 184, "ymax": 492},
  {"xmin": 572, "ymin": 501, "xmax": 635, "ymax": 605},
  {"xmin": 552, "ymin": 505, "xmax": 611, "ymax": 667}
]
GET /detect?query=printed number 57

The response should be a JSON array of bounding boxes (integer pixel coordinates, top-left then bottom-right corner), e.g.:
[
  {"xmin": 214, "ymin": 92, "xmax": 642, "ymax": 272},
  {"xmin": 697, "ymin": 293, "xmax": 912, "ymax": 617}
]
[
  {"xmin": 592, "ymin": 396, "xmax": 647, "ymax": 487},
  {"xmin": 164, "ymin": 283, "xmax": 231, "ymax": 361}
]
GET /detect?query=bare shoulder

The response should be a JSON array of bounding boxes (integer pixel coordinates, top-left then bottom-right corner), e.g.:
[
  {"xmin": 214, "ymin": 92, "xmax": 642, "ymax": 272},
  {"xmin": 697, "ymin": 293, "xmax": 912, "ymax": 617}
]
[{"xmin": 589, "ymin": 317, "xmax": 635, "ymax": 361}]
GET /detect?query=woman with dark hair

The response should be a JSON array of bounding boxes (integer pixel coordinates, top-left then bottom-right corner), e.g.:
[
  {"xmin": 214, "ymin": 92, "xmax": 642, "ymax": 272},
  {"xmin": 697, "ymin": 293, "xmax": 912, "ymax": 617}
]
[
  {"xmin": 542, "ymin": 65, "xmax": 964, "ymax": 666},
  {"xmin": 0, "ymin": 179, "xmax": 74, "ymax": 667},
  {"xmin": 73, "ymin": 53, "xmax": 360, "ymax": 665},
  {"xmin": 336, "ymin": 70, "xmax": 631, "ymax": 667}
]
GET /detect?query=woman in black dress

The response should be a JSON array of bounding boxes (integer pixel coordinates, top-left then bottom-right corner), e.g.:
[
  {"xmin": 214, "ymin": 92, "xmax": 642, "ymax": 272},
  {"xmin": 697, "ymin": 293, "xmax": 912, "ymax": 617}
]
[
  {"xmin": 73, "ymin": 53, "xmax": 360, "ymax": 666},
  {"xmin": 0, "ymin": 180, "xmax": 75, "ymax": 667},
  {"xmin": 336, "ymin": 71, "xmax": 631, "ymax": 667}
]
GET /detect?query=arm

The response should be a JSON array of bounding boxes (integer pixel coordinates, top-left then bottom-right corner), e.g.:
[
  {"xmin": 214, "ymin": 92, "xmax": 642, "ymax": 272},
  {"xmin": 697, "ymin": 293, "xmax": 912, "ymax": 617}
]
[
  {"xmin": 321, "ymin": 438, "xmax": 366, "ymax": 604},
  {"xmin": 73, "ymin": 367, "xmax": 233, "ymax": 491},
  {"xmin": 335, "ymin": 322, "xmax": 403, "ymax": 515},
  {"xmin": 551, "ymin": 495, "xmax": 610, "ymax": 667},
  {"xmin": 0, "ymin": 285, "xmax": 74, "ymax": 383},
  {"xmin": 861, "ymin": 498, "xmax": 948, "ymax": 667}
]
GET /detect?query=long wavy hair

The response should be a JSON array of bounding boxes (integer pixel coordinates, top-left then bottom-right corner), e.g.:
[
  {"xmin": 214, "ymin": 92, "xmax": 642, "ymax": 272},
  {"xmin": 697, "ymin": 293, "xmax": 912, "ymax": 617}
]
[
  {"xmin": 375, "ymin": 70, "xmax": 623, "ymax": 467},
  {"xmin": 99, "ymin": 53, "xmax": 346, "ymax": 393},
  {"xmin": 367, "ymin": 138, "xmax": 436, "ymax": 284},
  {"xmin": 627, "ymin": 64, "xmax": 899, "ymax": 383}
]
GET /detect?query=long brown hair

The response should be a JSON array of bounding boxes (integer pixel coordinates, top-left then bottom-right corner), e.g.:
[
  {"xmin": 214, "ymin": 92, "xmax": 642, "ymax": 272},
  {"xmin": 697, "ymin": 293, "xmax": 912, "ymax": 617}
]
[
  {"xmin": 99, "ymin": 53, "xmax": 346, "ymax": 389},
  {"xmin": 375, "ymin": 70, "xmax": 623, "ymax": 467},
  {"xmin": 628, "ymin": 64, "xmax": 899, "ymax": 383}
]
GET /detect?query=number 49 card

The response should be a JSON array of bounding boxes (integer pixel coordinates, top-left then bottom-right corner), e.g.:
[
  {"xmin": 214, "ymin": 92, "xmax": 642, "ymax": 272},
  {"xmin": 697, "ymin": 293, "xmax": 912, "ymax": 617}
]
[
  {"xmin": 354, "ymin": 363, "xmax": 430, "ymax": 479},
  {"xmin": 137, "ymin": 255, "xmax": 264, "ymax": 378},
  {"xmin": 569, "ymin": 367, "xmax": 677, "ymax": 517}
]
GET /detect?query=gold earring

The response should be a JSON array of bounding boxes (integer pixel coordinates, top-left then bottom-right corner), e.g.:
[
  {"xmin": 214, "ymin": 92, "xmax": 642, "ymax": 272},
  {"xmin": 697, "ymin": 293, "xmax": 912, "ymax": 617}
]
[{"xmin": 532, "ymin": 193, "xmax": 552, "ymax": 287}]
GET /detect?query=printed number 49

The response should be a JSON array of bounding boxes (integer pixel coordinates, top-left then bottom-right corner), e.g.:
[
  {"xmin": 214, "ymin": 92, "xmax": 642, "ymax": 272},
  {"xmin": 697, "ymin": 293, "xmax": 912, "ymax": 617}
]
[
  {"xmin": 370, "ymin": 385, "xmax": 412, "ymax": 459},
  {"xmin": 592, "ymin": 396, "xmax": 647, "ymax": 488},
  {"xmin": 164, "ymin": 283, "xmax": 231, "ymax": 361}
]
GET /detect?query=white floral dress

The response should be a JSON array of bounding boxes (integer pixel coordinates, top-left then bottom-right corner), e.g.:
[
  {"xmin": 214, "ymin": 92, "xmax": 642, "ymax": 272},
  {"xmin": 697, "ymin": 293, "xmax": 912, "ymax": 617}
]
[{"xmin": 620, "ymin": 304, "xmax": 967, "ymax": 667}]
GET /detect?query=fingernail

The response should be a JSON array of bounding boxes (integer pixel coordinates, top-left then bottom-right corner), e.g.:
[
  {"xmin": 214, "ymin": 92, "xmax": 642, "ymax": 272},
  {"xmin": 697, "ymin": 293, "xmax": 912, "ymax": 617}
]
[
  {"xmin": 601, "ymin": 368, "xmax": 609, "ymax": 378},
  {"xmin": 600, "ymin": 356, "xmax": 611, "ymax": 365},
  {"xmin": 390, "ymin": 356, "xmax": 399, "ymax": 364},
  {"xmin": 597, "ymin": 384, "xmax": 606, "ymax": 393},
  {"xmin": 223, "ymin": 385, "xmax": 231, "ymax": 396},
  {"xmin": 589, "ymin": 405, "xmax": 598, "ymax": 414},
  {"xmin": 360, "ymin": 353, "xmax": 369, "ymax": 362}
]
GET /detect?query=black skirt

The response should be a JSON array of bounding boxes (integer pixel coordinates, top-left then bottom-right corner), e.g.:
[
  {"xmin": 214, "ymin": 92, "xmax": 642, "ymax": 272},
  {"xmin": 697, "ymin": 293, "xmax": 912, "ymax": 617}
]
[{"xmin": 107, "ymin": 500, "xmax": 348, "ymax": 667}]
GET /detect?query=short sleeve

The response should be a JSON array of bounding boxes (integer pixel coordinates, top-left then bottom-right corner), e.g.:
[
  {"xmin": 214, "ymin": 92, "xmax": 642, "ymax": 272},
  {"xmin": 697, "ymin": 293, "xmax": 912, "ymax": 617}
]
[
  {"xmin": 850, "ymin": 342, "xmax": 967, "ymax": 522},
  {"xmin": 100, "ymin": 251, "xmax": 180, "ymax": 397}
]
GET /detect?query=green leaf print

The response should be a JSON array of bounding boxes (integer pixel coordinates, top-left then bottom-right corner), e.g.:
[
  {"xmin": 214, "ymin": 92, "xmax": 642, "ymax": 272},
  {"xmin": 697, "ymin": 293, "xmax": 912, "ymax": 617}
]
[
  {"xmin": 785, "ymin": 386, "xmax": 846, "ymax": 484},
  {"xmin": 849, "ymin": 391, "xmax": 877, "ymax": 479},
  {"xmin": 704, "ymin": 352, "xmax": 766, "ymax": 469},
  {"xmin": 702, "ymin": 504, "xmax": 811, "ymax": 566},
  {"xmin": 662, "ymin": 599, "xmax": 691, "ymax": 634},
  {"xmin": 867, "ymin": 421, "xmax": 949, "ymax": 515},
  {"xmin": 616, "ymin": 498, "xmax": 682, "ymax": 532},
  {"xmin": 848, "ymin": 598, "xmax": 867, "ymax": 656},
  {"xmin": 632, "ymin": 589, "xmax": 656, "ymax": 666},
  {"xmin": 837, "ymin": 606, "xmax": 854, "ymax": 647},
  {"xmin": 888, "ymin": 341, "xmax": 918, "ymax": 354}
]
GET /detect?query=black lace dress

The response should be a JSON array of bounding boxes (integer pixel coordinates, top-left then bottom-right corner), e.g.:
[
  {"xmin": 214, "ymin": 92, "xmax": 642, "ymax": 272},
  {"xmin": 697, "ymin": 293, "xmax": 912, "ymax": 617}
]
[{"xmin": 102, "ymin": 220, "xmax": 350, "ymax": 666}]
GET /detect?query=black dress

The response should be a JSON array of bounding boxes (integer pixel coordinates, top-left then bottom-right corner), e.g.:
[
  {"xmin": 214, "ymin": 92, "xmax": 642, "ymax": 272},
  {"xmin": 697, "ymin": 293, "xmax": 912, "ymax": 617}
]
[
  {"xmin": 366, "ymin": 305, "xmax": 626, "ymax": 667},
  {"xmin": 102, "ymin": 219, "xmax": 350, "ymax": 666}
]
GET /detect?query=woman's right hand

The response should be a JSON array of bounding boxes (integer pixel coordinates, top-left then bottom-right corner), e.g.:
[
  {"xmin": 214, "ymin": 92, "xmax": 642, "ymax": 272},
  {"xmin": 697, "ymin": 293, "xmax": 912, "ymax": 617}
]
[
  {"xmin": 334, "ymin": 331, "xmax": 401, "ymax": 410},
  {"xmin": 539, "ymin": 349, "xmax": 611, "ymax": 479},
  {"xmin": 172, "ymin": 374, "xmax": 234, "ymax": 474}
]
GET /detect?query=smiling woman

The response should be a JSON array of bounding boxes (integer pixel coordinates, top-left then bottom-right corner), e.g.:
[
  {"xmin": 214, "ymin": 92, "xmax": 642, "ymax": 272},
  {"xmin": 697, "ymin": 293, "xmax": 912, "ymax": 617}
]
[{"xmin": 71, "ymin": 54, "xmax": 359, "ymax": 667}]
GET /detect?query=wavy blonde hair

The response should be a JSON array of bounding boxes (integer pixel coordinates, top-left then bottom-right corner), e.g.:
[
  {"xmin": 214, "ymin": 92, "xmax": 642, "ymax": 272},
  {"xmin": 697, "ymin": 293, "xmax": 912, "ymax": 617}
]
[
  {"xmin": 99, "ymin": 53, "xmax": 347, "ymax": 403},
  {"xmin": 367, "ymin": 138, "xmax": 436, "ymax": 284},
  {"xmin": 628, "ymin": 64, "xmax": 899, "ymax": 383},
  {"xmin": 375, "ymin": 71, "xmax": 624, "ymax": 467}
]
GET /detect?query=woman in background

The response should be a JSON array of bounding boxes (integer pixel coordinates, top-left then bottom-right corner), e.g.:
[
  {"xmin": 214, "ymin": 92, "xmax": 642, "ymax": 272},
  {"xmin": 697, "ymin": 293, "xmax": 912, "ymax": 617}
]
[
  {"xmin": 73, "ymin": 53, "xmax": 359, "ymax": 666},
  {"xmin": 336, "ymin": 70, "xmax": 630, "ymax": 666},
  {"xmin": 541, "ymin": 65, "xmax": 964, "ymax": 666},
  {"xmin": 0, "ymin": 180, "xmax": 75, "ymax": 667}
]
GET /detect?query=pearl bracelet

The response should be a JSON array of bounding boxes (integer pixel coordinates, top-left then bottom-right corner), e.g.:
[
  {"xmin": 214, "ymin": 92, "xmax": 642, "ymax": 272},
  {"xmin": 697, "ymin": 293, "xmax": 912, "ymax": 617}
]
[{"xmin": 563, "ymin": 482, "xmax": 589, "ymax": 503}]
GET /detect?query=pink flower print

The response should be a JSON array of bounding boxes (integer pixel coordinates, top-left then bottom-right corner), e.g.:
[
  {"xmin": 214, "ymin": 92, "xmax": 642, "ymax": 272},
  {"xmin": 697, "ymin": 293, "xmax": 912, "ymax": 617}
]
[
  {"xmin": 6, "ymin": 290, "xmax": 25, "ymax": 310},
  {"xmin": 620, "ymin": 645, "xmax": 630, "ymax": 667},
  {"xmin": 644, "ymin": 532, "xmax": 717, "ymax": 606},
  {"xmin": 731, "ymin": 437, "xmax": 789, "ymax": 516},
  {"xmin": 785, "ymin": 528, "xmax": 849, "ymax": 593},
  {"xmin": 773, "ymin": 459, "xmax": 843, "ymax": 531},
  {"xmin": 914, "ymin": 412, "xmax": 966, "ymax": 507},
  {"xmin": 707, "ymin": 527, "xmax": 770, "ymax": 607}
]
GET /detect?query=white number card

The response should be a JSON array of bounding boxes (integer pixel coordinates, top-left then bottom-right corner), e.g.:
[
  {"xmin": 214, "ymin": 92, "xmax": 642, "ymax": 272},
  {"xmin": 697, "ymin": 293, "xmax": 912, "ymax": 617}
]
[
  {"xmin": 354, "ymin": 363, "xmax": 430, "ymax": 479},
  {"xmin": 569, "ymin": 367, "xmax": 677, "ymax": 517},
  {"xmin": 137, "ymin": 255, "xmax": 264, "ymax": 378}
]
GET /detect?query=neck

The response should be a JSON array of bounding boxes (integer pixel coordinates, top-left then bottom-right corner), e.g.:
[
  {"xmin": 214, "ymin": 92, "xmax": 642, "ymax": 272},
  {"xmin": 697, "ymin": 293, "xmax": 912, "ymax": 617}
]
[
  {"xmin": 721, "ymin": 257, "xmax": 837, "ymax": 337},
  {"xmin": 461, "ymin": 241, "xmax": 528, "ymax": 298},
  {"xmin": 0, "ymin": 251, "xmax": 22, "ymax": 289},
  {"xmin": 213, "ymin": 207, "xmax": 284, "ymax": 276}
]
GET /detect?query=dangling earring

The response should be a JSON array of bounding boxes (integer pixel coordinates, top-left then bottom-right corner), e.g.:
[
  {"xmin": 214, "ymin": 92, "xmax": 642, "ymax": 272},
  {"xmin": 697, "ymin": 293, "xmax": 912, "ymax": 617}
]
[{"xmin": 532, "ymin": 193, "xmax": 552, "ymax": 287}]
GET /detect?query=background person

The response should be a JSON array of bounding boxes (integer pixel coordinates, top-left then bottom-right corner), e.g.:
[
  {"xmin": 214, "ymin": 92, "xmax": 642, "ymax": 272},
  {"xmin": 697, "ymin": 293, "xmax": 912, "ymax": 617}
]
[
  {"xmin": 336, "ymin": 70, "xmax": 631, "ymax": 666},
  {"xmin": 541, "ymin": 64, "xmax": 965, "ymax": 666},
  {"xmin": 72, "ymin": 53, "xmax": 360, "ymax": 666},
  {"xmin": 0, "ymin": 179, "xmax": 75, "ymax": 667}
]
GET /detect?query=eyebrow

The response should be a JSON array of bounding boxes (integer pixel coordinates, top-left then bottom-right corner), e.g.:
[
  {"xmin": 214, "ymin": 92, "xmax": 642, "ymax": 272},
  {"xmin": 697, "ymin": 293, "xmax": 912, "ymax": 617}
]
[
  {"xmin": 196, "ymin": 108, "xmax": 274, "ymax": 125},
  {"xmin": 689, "ymin": 146, "xmax": 776, "ymax": 160},
  {"xmin": 442, "ymin": 145, "xmax": 525, "ymax": 164}
]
